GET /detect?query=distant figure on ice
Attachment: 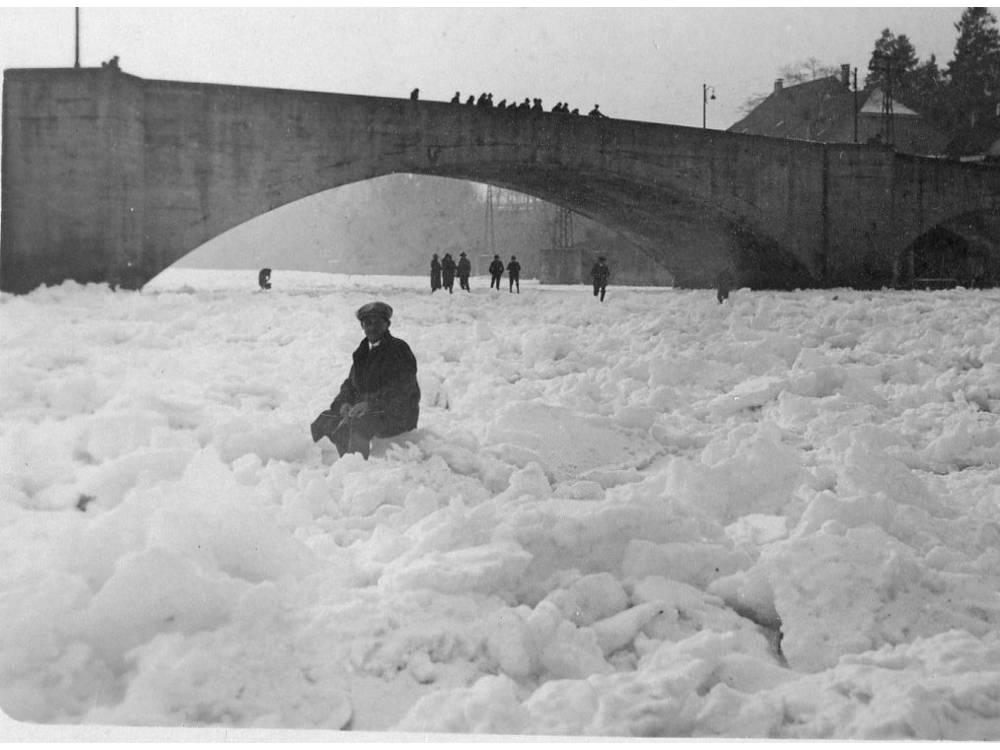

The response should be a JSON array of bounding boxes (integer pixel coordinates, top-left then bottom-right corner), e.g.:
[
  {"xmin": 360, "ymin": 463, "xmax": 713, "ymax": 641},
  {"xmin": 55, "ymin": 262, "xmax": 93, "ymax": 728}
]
[
  {"xmin": 451, "ymin": 91, "xmax": 461, "ymax": 104},
  {"xmin": 258, "ymin": 268, "xmax": 272, "ymax": 290},
  {"xmin": 507, "ymin": 255, "xmax": 521, "ymax": 293},
  {"xmin": 410, "ymin": 88, "xmax": 420, "ymax": 101},
  {"xmin": 588, "ymin": 104, "xmax": 607, "ymax": 118},
  {"xmin": 489, "ymin": 254, "xmax": 504, "ymax": 290},
  {"xmin": 311, "ymin": 301, "xmax": 420, "ymax": 460},
  {"xmin": 441, "ymin": 252, "xmax": 457, "ymax": 293},
  {"xmin": 591, "ymin": 256, "xmax": 610, "ymax": 301},
  {"xmin": 457, "ymin": 252, "xmax": 472, "ymax": 291},
  {"xmin": 430, "ymin": 254, "xmax": 442, "ymax": 293},
  {"xmin": 716, "ymin": 268, "xmax": 735, "ymax": 304}
]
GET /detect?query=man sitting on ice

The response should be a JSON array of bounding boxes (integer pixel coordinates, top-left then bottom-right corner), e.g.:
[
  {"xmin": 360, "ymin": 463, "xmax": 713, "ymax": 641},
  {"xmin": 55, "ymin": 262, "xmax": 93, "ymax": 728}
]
[{"xmin": 310, "ymin": 301, "xmax": 420, "ymax": 460}]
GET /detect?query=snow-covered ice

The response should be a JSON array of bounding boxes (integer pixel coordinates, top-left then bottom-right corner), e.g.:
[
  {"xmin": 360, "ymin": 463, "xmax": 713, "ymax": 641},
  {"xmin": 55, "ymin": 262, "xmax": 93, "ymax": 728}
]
[{"xmin": 1, "ymin": 268, "xmax": 998, "ymax": 739}]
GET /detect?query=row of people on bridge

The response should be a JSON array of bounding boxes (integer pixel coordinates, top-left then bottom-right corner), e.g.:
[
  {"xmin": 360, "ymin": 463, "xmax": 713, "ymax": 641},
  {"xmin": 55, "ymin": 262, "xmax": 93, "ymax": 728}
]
[
  {"xmin": 411, "ymin": 87, "xmax": 606, "ymax": 117},
  {"xmin": 451, "ymin": 91, "xmax": 608, "ymax": 118}
]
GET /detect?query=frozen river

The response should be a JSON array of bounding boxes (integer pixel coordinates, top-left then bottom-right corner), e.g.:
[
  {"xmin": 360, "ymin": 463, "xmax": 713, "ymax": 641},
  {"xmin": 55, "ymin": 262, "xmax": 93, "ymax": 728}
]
[{"xmin": 2, "ymin": 268, "xmax": 998, "ymax": 739}]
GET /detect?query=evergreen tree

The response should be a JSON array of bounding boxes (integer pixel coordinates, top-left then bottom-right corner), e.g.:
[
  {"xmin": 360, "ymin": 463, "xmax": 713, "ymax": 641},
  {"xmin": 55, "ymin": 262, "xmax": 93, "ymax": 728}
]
[
  {"xmin": 865, "ymin": 29, "xmax": 921, "ymax": 102},
  {"xmin": 909, "ymin": 55, "xmax": 948, "ymax": 125},
  {"xmin": 945, "ymin": 7, "xmax": 1000, "ymax": 127}
]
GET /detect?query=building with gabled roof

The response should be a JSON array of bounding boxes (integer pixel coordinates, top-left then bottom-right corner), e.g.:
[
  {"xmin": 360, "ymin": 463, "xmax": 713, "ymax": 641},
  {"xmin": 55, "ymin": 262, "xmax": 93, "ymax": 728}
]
[{"xmin": 728, "ymin": 66, "xmax": 948, "ymax": 155}]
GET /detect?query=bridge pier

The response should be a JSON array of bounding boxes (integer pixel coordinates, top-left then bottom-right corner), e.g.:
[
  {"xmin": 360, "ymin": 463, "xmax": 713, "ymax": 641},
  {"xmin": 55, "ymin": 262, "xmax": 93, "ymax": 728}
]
[{"xmin": 2, "ymin": 67, "xmax": 148, "ymax": 293}]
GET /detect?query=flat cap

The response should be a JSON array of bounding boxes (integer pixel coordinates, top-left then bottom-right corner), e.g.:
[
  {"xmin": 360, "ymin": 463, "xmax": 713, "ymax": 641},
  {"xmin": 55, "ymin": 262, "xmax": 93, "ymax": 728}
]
[{"xmin": 356, "ymin": 301, "xmax": 393, "ymax": 321}]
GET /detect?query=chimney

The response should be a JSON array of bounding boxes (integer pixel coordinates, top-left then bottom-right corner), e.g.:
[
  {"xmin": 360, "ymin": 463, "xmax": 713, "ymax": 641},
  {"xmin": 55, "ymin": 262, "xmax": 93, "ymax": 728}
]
[
  {"xmin": 774, "ymin": 79, "xmax": 784, "ymax": 93},
  {"xmin": 841, "ymin": 64, "xmax": 851, "ymax": 87}
]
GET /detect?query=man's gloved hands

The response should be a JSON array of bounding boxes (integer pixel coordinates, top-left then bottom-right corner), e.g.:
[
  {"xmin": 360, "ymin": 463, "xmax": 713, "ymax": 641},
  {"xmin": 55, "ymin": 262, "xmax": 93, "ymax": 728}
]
[
  {"xmin": 347, "ymin": 401, "xmax": 369, "ymax": 417},
  {"xmin": 312, "ymin": 402, "xmax": 371, "ymax": 442}
]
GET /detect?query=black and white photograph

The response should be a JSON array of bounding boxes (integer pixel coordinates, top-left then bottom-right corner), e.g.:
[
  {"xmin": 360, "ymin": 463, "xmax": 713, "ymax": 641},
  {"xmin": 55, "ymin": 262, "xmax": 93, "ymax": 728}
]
[{"xmin": 1, "ymin": 5, "xmax": 999, "ymax": 742}]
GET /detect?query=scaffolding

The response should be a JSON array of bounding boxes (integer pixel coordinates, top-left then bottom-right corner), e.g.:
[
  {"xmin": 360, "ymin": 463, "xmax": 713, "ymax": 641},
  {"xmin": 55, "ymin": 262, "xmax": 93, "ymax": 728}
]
[
  {"xmin": 483, "ymin": 185, "xmax": 497, "ymax": 257},
  {"xmin": 868, "ymin": 52, "xmax": 900, "ymax": 145},
  {"xmin": 552, "ymin": 205, "xmax": 574, "ymax": 249}
]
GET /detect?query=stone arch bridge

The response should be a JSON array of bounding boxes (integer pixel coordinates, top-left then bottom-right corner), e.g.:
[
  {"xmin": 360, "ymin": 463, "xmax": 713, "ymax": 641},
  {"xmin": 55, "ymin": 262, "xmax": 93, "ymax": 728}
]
[{"xmin": 3, "ymin": 65, "xmax": 999, "ymax": 293}]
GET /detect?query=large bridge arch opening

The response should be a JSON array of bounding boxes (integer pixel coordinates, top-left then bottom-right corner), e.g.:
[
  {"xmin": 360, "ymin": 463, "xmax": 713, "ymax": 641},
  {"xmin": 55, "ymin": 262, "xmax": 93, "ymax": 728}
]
[{"xmin": 161, "ymin": 173, "xmax": 682, "ymax": 286}]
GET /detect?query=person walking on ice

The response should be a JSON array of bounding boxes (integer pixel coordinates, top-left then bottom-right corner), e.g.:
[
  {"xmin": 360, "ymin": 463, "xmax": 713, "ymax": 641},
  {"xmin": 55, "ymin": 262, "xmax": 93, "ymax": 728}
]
[
  {"xmin": 430, "ymin": 254, "xmax": 442, "ymax": 293},
  {"xmin": 441, "ymin": 253, "xmax": 457, "ymax": 294},
  {"xmin": 457, "ymin": 252, "xmax": 472, "ymax": 291},
  {"xmin": 488, "ymin": 254, "xmax": 504, "ymax": 290},
  {"xmin": 310, "ymin": 302, "xmax": 420, "ymax": 460},
  {"xmin": 591, "ymin": 256, "xmax": 610, "ymax": 301},
  {"xmin": 507, "ymin": 255, "xmax": 521, "ymax": 293},
  {"xmin": 716, "ymin": 268, "xmax": 735, "ymax": 304}
]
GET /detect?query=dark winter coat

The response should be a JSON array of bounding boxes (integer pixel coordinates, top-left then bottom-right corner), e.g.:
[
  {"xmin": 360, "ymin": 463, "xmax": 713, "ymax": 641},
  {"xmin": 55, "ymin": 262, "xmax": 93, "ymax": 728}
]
[
  {"xmin": 329, "ymin": 332, "xmax": 420, "ymax": 435},
  {"xmin": 457, "ymin": 257, "xmax": 471, "ymax": 278},
  {"xmin": 441, "ymin": 255, "xmax": 457, "ymax": 282},
  {"xmin": 591, "ymin": 261, "xmax": 610, "ymax": 284},
  {"xmin": 489, "ymin": 259, "xmax": 504, "ymax": 277},
  {"xmin": 506, "ymin": 260, "xmax": 521, "ymax": 278},
  {"xmin": 430, "ymin": 258, "xmax": 442, "ymax": 290}
]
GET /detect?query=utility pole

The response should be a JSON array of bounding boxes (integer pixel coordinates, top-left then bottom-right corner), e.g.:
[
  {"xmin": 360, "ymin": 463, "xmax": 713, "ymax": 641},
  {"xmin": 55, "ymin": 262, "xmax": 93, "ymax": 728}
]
[
  {"xmin": 74, "ymin": 8, "xmax": 80, "ymax": 68},
  {"xmin": 853, "ymin": 67, "xmax": 858, "ymax": 143},
  {"xmin": 702, "ymin": 84, "xmax": 715, "ymax": 129}
]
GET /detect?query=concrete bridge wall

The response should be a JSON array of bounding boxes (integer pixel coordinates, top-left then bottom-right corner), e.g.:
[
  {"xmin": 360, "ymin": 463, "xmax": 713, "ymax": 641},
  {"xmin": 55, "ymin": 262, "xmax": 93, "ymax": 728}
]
[{"xmin": 3, "ymin": 66, "xmax": 999, "ymax": 293}]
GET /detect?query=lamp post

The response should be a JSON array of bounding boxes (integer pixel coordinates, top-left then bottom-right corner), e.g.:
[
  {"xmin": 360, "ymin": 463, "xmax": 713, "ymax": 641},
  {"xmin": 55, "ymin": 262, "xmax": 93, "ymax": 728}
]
[
  {"xmin": 74, "ymin": 8, "xmax": 80, "ymax": 67},
  {"xmin": 702, "ymin": 84, "xmax": 716, "ymax": 129}
]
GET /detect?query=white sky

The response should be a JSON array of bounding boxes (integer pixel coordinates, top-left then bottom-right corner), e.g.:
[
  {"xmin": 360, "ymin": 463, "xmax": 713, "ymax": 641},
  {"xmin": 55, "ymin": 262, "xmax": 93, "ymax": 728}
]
[{"xmin": 0, "ymin": 5, "xmax": 989, "ymax": 129}]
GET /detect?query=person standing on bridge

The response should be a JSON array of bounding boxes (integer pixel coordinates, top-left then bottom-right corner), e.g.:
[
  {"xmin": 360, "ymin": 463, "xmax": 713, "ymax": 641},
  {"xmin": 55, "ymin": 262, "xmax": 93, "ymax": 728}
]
[
  {"xmin": 457, "ymin": 252, "xmax": 472, "ymax": 292},
  {"xmin": 589, "ymin": 104, "xmax": 607, "ymax": 118},
  {"xmin": 441, "ymin": 253, "xmax": 457, "ymax": 294},
  {"xmin": 451, "ymin": 91, "xmax": 461, "ymax": 104},
  {"xmin": 591, "ymin": 256, "xmax": 610, "ymax": 301},
  {"xmin": 507, "ymin": 255, "xmax": 521, "ymax": 294},
  {"xmin": 489, "ymin": 254, "xmax": 504, "ymax": 290},
  {"xmin": 410, "ymin": 88, "xmax": 419, "ymax": 100},
  {"xmin": 430, "ymin": 254, "xmax": 442, "ymax": 293}
]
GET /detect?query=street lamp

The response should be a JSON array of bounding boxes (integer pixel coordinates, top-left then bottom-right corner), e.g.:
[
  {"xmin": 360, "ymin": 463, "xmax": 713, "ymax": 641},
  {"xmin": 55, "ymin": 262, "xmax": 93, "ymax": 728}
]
[{"xmin": 702, "ymin": 84, "xmax": 716, "ymax": 129}]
